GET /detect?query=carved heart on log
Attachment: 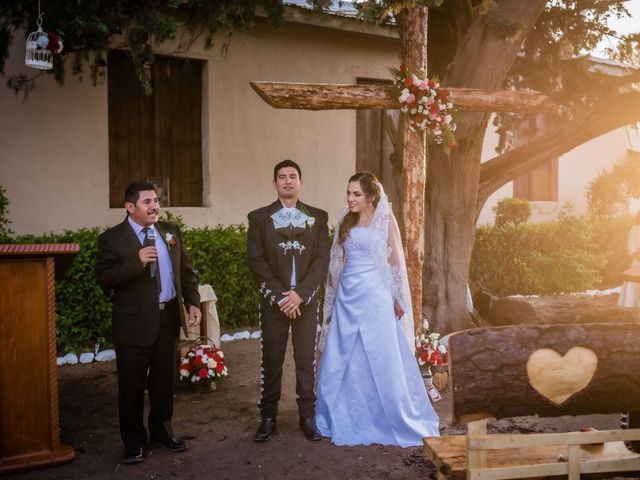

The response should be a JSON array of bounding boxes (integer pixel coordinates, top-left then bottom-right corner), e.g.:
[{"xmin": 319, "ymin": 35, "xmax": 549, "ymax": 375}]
[{"xmin": 526, "ymin": 347, "xmax": 598, "ymax": 405}]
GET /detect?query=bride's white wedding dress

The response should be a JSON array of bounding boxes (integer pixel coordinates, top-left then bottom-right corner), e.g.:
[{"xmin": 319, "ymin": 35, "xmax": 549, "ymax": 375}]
[{"xmin": 315, "ymin": 187, "xmax": 439, "ymax": 447}]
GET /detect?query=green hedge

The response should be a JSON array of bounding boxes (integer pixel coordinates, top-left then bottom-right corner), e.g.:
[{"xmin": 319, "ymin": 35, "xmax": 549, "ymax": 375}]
[
  {"xmin": 7, "ymin": 211, "xmax": 633, "ymax": 352},
  {"xmin": 183, "ymin": 224, "xmax": 259, "ymax": 328},
  {"xmin": 470, "ymin": 212, "xmax": 608, "ymax": 295},
  {"xmin": 10, "ymin": 223, "xmax": 259, "ymax": 354},
  {"xmin": 588, "ymin": 214, "xmax": 634, "ymax": 288}
]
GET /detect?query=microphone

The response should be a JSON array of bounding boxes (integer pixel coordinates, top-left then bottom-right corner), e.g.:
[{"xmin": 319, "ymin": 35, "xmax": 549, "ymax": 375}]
[{"xmin": 146, "ymin": 228, "xmax": 158, "ymax": 279}]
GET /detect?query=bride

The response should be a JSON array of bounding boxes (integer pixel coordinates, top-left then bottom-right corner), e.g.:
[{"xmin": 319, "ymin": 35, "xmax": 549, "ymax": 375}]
[{"xmin": 315, "ymin": 172, "xmax": 440, "ymax": 447}]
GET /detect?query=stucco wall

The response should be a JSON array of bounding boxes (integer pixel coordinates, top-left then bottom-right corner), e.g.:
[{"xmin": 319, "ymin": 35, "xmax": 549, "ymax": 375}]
[
  {"xmin": 0, "ymin": 18, "xmax": 399, "ymax": 235},
  {"xmin": 477, "ymin": 126, "xmax": 631, "ymax": 225}
]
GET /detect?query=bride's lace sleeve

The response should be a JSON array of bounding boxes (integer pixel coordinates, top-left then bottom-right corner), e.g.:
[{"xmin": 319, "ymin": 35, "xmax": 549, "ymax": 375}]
[
  {"xmin": 386, "ymin": 211, "xmax": 415, "ymax": 352},
  {"xmin": 318, "ymin": 210, "xmax": 347, "ymax": 352}
]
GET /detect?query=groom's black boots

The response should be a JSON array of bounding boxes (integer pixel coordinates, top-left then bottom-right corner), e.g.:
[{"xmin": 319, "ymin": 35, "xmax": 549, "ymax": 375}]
[
  {"xmin": 254, "ymin": 416, "xmax": 277, "ymax": 442},
  {"xmin": 300, "ymin": 417, "xmax": 322, "ymax": 441}
]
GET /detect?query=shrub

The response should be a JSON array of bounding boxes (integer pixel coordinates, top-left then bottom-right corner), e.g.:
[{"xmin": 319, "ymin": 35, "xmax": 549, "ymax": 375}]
[
  {"xmin": 588, "ymin": 214, "xmax": 634, "ymax": 288},
  {"xmin": 183, "ymin": 224, "xmax": 259, "ymax": 329},
  {"xmin": 586, "ymin": 157, "xmax": 640, "ymax": 215},
  {"xmin": 493, "ymin": 197, "xmax": 532, "ymax": 227},
  {"xmin": 8, "ymin": 221, "xmax": 259, "ymax": 353},
  {"xmin": 471, "ymin": 209, "xmax": 606, "ymax": 295},
  {"xmin": 0, "ymin": 185, "xmax": 13, "ymax": 242}
]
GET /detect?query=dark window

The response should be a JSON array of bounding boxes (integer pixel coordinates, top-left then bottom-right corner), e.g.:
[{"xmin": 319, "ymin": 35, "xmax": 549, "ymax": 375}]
[
  {"xmin": 108, "ymin": 50, "xmax": 204, "ymax": 207},
  {"xmin": 513, "ymin": 115, "xmax": 558, "ymax": 201},
  {"xmin": 355, "ymin": 78, "xmax": 401, "ymax": 217}
]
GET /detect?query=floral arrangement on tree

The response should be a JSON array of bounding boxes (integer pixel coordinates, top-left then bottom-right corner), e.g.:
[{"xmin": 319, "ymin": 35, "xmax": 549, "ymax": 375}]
[
  {"xmin": 415, "ymin": 319, "xmax": 448, "ymax": 374},
  {"xmin": 179, "ymin": 342, "xmax": 228, "ymax": 390},
  {"xmin": 390, "ymin": 64, "xmax": 456, "ymax": 152}
]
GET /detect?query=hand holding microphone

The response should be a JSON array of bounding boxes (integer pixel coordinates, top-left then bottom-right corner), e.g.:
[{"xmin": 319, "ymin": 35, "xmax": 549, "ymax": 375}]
[
  {"xmin": 146, "ymin": 228, "xmax": 158, "ymax": 279},
  {"xmin": 139, "ymin": 228, "xmax": 158, "ymax": 271}
]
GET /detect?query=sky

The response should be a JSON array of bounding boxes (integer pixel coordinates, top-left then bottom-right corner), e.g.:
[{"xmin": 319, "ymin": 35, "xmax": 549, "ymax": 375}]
[{"xmin": 595, "ymin": 0, "xmax": 640, "ymax": 56}]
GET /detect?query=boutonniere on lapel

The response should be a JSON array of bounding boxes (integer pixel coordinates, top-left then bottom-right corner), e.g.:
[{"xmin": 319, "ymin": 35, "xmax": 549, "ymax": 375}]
[
  {"xmin": 164, "ymin": 232, "xmax": 177, "ymax": 250},
  {"xmin": 271, "ymin": 206, "xmax": 315, "ymax": 240}
]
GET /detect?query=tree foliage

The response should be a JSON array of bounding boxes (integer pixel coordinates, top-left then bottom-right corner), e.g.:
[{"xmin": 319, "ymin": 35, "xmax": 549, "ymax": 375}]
[
  {"xmin": 0, "ymin": 0, "xmax": 284, "ymax": 97},
  {"xmin": 587, "ymin": 153, "xmax": 640, "ymax": 215},
  {"xmin": 492, "ymin": 197, "xmax": 531, "ymax": 227}
]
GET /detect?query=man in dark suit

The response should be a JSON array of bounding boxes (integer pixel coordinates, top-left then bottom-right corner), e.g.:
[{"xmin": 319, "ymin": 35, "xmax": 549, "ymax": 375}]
[
  {"xmin": 247, "ymin": 160, "xmax": 330, "ymax": 442},
  {"xmin": 95, "ymin": 181, "xmax": 201, "ymax": 464}
]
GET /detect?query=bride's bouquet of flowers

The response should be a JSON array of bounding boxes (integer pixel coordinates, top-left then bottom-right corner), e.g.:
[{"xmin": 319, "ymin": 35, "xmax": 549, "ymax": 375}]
[{"xmin": 179, "ymin": 340, "xmax": 228, "ymax": 392}]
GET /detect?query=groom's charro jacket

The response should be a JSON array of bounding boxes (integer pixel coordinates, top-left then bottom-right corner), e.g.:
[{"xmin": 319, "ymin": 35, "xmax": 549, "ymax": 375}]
[{"xmin": 247, "ymin": 200, "xmax": 330, "ymax": 309}]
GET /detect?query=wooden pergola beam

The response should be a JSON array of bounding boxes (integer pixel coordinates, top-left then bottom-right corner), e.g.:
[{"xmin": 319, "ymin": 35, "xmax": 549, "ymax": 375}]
[{"xmin": 250, "ymin": 81, "xmax": 558, "ymax": 113}]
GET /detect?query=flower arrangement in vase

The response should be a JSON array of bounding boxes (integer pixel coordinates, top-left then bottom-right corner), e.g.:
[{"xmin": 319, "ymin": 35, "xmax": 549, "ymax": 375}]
[{"xmin": 179, "ymin": 339, "xmax": 227, "ymax": 392}]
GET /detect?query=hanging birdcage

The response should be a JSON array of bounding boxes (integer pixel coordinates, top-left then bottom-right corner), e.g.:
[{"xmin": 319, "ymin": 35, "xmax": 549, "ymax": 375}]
[
  {"xmin": 25, "ymin": 25, "xmax": 52, "ymax": 70},
  {"xmin": 25, "ymin": 1, "xmax": 61, "ymax": 71}
]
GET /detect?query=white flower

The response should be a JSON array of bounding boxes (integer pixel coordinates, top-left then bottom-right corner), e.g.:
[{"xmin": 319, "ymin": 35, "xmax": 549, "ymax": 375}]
[
  {"xmin": 418, "ymin": 358, "xmax": 425, "ymax": 366},
  {"xmin": 306, "ymin": 217, "xmax": 315, "ymax": 227},
  {"xmin": 398, "ymin": 88, "xmax": 411, "ymax": 103},
  {"xmin": 191, "ymin": 375, "xmax": 199, "ymax": 383},
  {"xmin": 410, "ymin": 108, "xmax": 417, "ymax": 114},
  {"xmin": 179, "ymin": 369, "xmax": 189, "ymax": 378},
  {"xmin": 429, "ymin": 332, "xmax": 440, "ymax": 340},
  {"xmin": 208, "ymin": 369, "xmax": 214, "ymax": 377},
  {"xmin": 208, "ymin": 358, "xmax": 217, "ymax": 369},
  {"xmin": 438, "ymin": 344, "xmax": 447, "ymax": 354},
  {"xmin": 165, "ymin": 232, "xmax": 174, "ymax": 243},
  {"xmin": 422, "ymin": 318, "xmax": 429, "ymax": 330},
  {"xmin": 196, "ymin": 348, "xmax": 203, "ymax": 357}
]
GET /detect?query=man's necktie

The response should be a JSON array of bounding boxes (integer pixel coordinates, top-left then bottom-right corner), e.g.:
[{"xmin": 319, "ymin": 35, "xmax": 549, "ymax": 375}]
[{"xmin": 142, "ymin": 227, "xmax": 162, "ymax": 294}]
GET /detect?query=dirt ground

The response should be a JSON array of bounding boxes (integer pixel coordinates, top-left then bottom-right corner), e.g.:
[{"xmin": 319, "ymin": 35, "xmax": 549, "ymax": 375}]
[{"xmin": 5, "ymin": 337, "xmax": 627, "ymax": 480}]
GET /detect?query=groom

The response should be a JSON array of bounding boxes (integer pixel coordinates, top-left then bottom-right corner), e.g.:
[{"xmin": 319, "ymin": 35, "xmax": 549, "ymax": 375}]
[{"xmin": 247, "ymin": 159, "xmax": 330, "ymax": 442}]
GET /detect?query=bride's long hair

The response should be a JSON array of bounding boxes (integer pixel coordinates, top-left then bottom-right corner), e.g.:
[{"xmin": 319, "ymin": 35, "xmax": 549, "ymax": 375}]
[{"xmin": 338, "ymin": 172, "xmax": 381, "ymax": 245}]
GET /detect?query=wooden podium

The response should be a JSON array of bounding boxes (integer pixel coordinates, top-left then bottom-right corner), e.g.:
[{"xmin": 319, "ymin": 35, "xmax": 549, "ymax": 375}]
[{"xmin": 0, "ymin": 244, "xmax": 79, "ymax": 474}]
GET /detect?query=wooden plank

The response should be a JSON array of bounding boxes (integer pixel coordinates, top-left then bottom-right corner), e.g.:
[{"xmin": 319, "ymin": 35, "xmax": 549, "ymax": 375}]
[
  {"xmin": 568, "ymin": 444, "xmax": 580, "ymax": 480},
  {"xmin": 468, "ymin": 428, "xmax": 640, "ymax": 449},
  {"xmin": 250, "ymin": 81, "xmax": 559, "ymax": 113},
  {"xmin": 467, "ymin": 419, "xmax": 487, "ymax": 472},
  {"xmin": 425, "ymin": 435, "xmax": 640, "ymax": 480}
]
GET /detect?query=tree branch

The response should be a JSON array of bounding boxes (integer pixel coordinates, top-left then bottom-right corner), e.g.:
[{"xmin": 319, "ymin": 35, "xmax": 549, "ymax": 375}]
[{"xmin": 477, "ymin": 92, "xmax": 640, "ymax": 215}]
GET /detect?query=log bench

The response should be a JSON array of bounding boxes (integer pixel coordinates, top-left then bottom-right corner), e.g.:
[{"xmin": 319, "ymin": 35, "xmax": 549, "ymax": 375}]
[{"xmin": 423, "ymin": 324, "xmax": 640, "ymax": 480}]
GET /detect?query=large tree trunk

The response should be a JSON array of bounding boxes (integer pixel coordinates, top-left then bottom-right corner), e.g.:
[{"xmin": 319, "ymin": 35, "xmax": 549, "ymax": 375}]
[
  {"xmin": 397, "ymin": 6, "xmax": 428, "ymax": 333},
  {"xmin": 423, "ymin": 0, "xmax": 547, "ymax": 335}
]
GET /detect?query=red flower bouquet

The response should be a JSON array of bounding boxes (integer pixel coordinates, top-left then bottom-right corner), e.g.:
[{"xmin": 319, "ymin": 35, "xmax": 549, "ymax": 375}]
[{"xmin": 179, "ymin": 341, "xmax": 227, "ymax": 391}]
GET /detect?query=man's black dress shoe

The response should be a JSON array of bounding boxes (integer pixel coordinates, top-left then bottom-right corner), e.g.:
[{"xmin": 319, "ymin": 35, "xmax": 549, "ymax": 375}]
[
  {"xmin": 254, "ymin": 417, "xmax": 277, "ymax": 442},
  {"xmin": 299, "ymin": 417, "xmax": 322, "ymax": 441},
  {"xmin": 152, "ymin": 437, "xmax": 188, "ymax": 452},
  {"xmin": 123, "ymin": 448, "xmax": 144, "ymax": 464}
]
